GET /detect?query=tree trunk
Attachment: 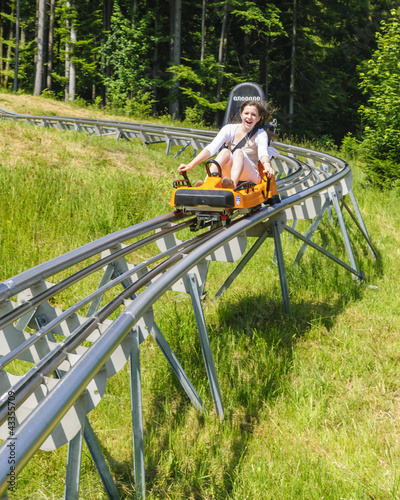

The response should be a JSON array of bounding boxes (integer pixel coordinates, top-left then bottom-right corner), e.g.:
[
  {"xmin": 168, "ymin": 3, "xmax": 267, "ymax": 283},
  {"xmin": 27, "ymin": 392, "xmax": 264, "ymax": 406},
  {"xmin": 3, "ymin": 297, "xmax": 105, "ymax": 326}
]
[
  {"xmin": 0, "ymin": 0, "xmax": 4, "ymax": 88},
  {"xmin": 289, "ymin": 0, "xmax": 297, "ymax": 137},
  {"xmin": 4, "ymin": 32, "xmax": 12, "ymax": 90},
  {"xmin": 152, "ymin": 0, "xmax": 160, "ymax": 114},
  {"xmin": 215, "ymin": 0, "xmax": 228, "ymax": 124},
  {"xmin": 132, "ymin": 0, "xmax": 137, "ymax": 28},
  {"xmin": 64, "ymin": 1, "xmax": 70, "ymax": 101},
  {"xmin": 46, "ymin": 0, "xmax": 56, "ymax": 90},
  {"xmin": 261, "ymin": 36, "xmax": 270, "ymax": 103},
  {"xmin": 104, "ymin": 0, "xmax": 113, "ymax": 31},
  {"xmin": 13, "ymin": 0, "xmax": 20, "ymax": 92},
  {"xmin": 34, "ymin": 0, "xmax": 45, "ymax": 95},
  {"xmin": 169, "ymin": 0, "xmax": 181, "ymax": 118},
  {"xmin": 101, "ymin": 0, "xmax": 113, "ymax": 104},
  {"xmin": 20, "ymin": 23, "xmax": 26, "ymax": 56},
  {"xmin": 3, "ymin": 3, "xmax": 15, "ymax": 89},
  {"xmin": 169, "ymin": 0, "xmax": 174, "ymax": 66},
  {"xmin": 201, "ymin": 0, "xmax": 206, "ymax": 62},
  {"xmin": 216, "ymin": 1, "xmax": 228, "ymax": 103},
  {"xmin": 243, "ymin": 32, "xmax": 251, "ymax": 78},
  {"xmin": 68, "ymin": 3, "xmax": 76, "ymax": 101}
]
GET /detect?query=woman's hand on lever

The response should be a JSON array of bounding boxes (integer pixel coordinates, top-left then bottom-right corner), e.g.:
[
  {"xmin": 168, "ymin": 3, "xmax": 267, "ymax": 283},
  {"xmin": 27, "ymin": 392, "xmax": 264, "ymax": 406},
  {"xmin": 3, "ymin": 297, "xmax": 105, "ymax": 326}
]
[
  {"xmin": 260, "ymin": 156, "xmax": 275, "ymax": 179},
  {"xmin": 178, "ymin": 163, "xmax": 192, "ymax": 173},
  {"xmin": 177, "ymin": 148, "xmax": 211, "ymax": 175},
  {"xmin": 263, "ymin": 164, "xmax": 275, "ymax": 179}
]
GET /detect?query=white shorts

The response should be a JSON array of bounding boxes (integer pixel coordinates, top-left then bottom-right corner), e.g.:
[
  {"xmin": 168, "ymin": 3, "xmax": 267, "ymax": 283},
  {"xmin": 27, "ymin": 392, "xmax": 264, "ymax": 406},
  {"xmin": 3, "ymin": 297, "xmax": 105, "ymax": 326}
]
[{"xmin": 220, "ymin": 150, "xmax": 262, "ymax": 184}]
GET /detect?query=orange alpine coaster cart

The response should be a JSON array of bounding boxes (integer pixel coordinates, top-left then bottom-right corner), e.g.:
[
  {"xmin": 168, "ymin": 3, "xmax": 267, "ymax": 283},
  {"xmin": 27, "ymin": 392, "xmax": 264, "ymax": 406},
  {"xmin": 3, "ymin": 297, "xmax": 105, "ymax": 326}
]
[{"xmin": 171, "ymin": 159, "xmax": 280, "ymax": 229}]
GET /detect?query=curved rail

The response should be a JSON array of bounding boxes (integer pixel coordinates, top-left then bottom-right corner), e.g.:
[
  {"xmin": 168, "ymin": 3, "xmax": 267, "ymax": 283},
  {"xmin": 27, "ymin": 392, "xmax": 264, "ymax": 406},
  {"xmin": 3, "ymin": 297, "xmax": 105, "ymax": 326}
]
[
  {"xmin": 0, "ymin": 110, "xmax": 376, "ymax": 498},
  {"xmin": 0, "ymin": 107, "xmax": 216, "ymax": 154}
]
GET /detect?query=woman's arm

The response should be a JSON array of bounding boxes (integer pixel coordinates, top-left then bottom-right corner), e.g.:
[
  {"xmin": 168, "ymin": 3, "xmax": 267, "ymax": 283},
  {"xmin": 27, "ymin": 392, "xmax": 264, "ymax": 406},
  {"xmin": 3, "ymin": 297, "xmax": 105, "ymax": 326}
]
[
  {"xmin": 178, "ymin": 148, "xmax": 211, "ymax": 173},
  {"xmin": 204, "ymin": 124, "xmax": 235, "ymax": 156},
  {"xmin": 177, "ymin": 124, "xmax": 234, "ymax": 173},
  {"xmin": 256, "ymin": 130, "xmax": 276, "ymax": 179},
  {"xmin": 259, "ymin": 154, "xmax": 275, "ymax": 179}
]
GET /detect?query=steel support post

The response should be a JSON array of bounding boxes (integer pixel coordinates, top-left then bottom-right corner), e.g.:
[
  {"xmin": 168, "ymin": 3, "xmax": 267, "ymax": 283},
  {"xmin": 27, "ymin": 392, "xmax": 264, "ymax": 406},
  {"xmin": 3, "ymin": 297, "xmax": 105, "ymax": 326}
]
[
  {"xmin": 49, "ymin": 335, "xmax": 85, "ymax": 500},
  {"xmin": 14, "ymin": 307, "xmax": 38, "ymax": 332},
  {"xmin": 328, "ymin": 204, "xmax": 333, "ymax": 225},
  {"xmin": 173, "ymin": 141, "xmax": 191, "ymax": 158},
  {"xmin": 130, "ymin": 328, "xmax": 146, "ymax": 500},
  {"xmin": 348, "ymin": 189, "xmax": 373, "ymax": 243},
  {"xmin": 84, "ymin": 418, "xmax": 121, "ymax": 500},
  {"xmin": 186, "ymin": 274, "xmax": 224, "ymax": 418},
  {"xmin": 77, "ymin": 263, "xmax": 121, "ymax": 499},
  {"xmin": 150, "ymin": 324, "xmax": 205, "ymax": 412},
  {"xmin": 288, "ymin": 218, "xmax": 298, "ymax": 241},
  {"xmin": 214, "ymin": 229, "xmax": 271, "ymax": 299},
  {"xmin": 343, "ymin": 189, "xmax": 377, "ymax": 259},
  {"xmin": 330, "ymin": 192, "xmax": 359, "ymax": 275},
  {"xmin": 65, "ymin": 427, "xmax": 84, "ymax": 499},
  {"xmin": 116, "ymin": 130, "xmax": 130, "ymax": 141},
  {"xmin": 86, "ymin": 262, "xmax": 116, "ymax": 317},
  {"xmin": 272, "ymin": 222, "xmax": 292, "ymax": 316},
  {"xmin": 58, "ymin": 341, "xmax": 119, "ymax": 499},
  {"xmin": 293, "ymin": 197, "xmax": 331, "ymax": 265}
]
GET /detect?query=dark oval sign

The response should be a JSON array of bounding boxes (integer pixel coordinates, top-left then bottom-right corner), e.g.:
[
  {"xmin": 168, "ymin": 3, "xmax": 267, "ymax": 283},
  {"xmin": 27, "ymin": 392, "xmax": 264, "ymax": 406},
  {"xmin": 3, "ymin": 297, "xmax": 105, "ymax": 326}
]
[{"xmin": 223, "ymin": 82, "xmax": 266, "ymax": 125}]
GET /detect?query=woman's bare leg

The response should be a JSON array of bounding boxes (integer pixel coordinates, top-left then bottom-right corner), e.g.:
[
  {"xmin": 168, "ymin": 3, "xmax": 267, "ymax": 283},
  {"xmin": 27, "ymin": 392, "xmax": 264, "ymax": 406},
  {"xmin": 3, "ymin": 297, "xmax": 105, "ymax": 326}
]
[
  {"xmin": 212, "ymin": 149, "xmax": 261, "ymax": 188},
  {"xmin": 230, "ymin": 149, "xmax": 245, "ymax": 187},
  {"xmin": 212, "ymin": 149, "xmax": 233, "ymax": 176}
]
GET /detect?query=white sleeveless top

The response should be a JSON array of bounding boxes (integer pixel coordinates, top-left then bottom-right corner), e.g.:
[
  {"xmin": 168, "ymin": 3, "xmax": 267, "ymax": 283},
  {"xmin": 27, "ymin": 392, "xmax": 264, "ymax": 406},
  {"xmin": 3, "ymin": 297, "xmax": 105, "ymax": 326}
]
[{"xmin": 206, "ymin": 124, "xmax": 269, "ymax": 166}]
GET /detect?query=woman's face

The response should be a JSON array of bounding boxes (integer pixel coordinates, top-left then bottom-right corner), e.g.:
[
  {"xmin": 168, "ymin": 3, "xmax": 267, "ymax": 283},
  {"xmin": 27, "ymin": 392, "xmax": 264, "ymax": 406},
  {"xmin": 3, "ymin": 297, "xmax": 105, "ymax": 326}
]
[{"xmin": 241, "ymin": 105, "xmax": 260, "ymax": 129}]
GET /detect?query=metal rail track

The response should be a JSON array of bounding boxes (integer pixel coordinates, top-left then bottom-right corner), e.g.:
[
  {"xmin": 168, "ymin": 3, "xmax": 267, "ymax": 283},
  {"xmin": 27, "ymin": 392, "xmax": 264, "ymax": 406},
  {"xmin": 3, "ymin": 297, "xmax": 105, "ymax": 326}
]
[
  {"xmin": 0, "ymin": 108, "xmax": 376, "ymax": 499},
  {"xmin": 0, "ymin": 106, "xmax": 216, "ymax": 155}
]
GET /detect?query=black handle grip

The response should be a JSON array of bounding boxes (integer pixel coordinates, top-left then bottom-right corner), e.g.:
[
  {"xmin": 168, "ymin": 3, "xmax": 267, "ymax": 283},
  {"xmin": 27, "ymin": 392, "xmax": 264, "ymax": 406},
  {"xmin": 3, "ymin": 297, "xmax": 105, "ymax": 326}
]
[{"xmin": 205, "ymin": 160, "xmax": 222, "ymax": 178}]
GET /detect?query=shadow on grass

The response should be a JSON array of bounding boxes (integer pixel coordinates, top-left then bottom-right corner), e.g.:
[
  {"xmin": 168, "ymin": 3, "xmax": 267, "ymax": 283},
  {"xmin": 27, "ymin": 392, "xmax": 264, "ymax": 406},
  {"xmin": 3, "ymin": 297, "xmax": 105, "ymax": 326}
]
[
  {"xmin": 106, "ymin": 283, "xmax": 372, "ymax": 498},
  {"xmin": 216, "ymin": 289, "xmax": 348, "ymax": 339},
  {"xmin": 314, "ymin": 215, "xmax": 384, "ymax": 278},
  {"xmin": 195, "ymin": 291, "xmax": 362, "ymax": 497}
]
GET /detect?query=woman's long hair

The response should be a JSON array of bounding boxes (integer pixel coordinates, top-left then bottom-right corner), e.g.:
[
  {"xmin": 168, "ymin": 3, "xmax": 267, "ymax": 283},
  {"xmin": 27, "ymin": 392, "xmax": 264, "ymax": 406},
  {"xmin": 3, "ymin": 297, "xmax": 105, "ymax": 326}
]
[
  {"xmin": 239, "ymin": 100, "xmax": 271, "ymax": 127},
  {"xmin": 238, "ymin": 100, "xmax": 277, "ymax": 140}
]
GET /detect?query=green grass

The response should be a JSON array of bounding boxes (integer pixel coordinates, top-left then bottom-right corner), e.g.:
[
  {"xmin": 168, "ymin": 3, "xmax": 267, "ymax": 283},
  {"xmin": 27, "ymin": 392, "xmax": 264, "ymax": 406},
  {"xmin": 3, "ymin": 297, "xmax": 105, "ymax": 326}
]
[{"xmin": 1, "ymin": 94, "xmax": 400, "ymax": 499}]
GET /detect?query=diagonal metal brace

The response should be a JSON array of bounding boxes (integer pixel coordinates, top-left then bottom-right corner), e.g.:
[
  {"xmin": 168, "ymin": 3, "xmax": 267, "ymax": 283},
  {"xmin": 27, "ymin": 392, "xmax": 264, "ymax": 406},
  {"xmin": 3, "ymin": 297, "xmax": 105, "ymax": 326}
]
[
  {"xmin": 330, "ymin": 191, "xmax": 359, "ymax": 276},
  {"xmin": 284, "ymin": 225, "xmax": 366, "ymax": 281},
  {"xmin": 130, "ymin": 328, "xmax": 145, "ymax": 500},
  {"xmin": 150, "ymin": 324, "xmax": 205, "ymax": 412},
  {"xmin": 341, "ymin": 195, "xmax": 377, "ymax": 260},
  {"xmin": 214, "ymin": 229, "xmax": 271, "ymax": 299},
  {"xmin": 186, "ymin": 273, "xmax": 224, "ymax": 418},
  {"xmin": 293, "ymin": 197, "xmax": 331, "ymax": 265}
]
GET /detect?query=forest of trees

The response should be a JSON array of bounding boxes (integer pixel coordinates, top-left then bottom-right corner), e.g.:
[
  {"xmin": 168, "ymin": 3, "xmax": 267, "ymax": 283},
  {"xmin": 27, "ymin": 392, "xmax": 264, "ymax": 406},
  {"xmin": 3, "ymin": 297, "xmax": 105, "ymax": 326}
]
[{"xmin": 0, "ymin": 0, "xmax": 399, "ymax": 146}]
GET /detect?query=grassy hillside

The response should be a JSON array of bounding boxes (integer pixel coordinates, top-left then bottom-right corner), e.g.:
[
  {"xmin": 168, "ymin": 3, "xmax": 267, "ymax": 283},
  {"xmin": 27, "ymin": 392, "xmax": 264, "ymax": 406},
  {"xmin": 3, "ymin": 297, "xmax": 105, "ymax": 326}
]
[{"xmin": 1, "ymin": 91, "xmax": 400, "ymax": 500}]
